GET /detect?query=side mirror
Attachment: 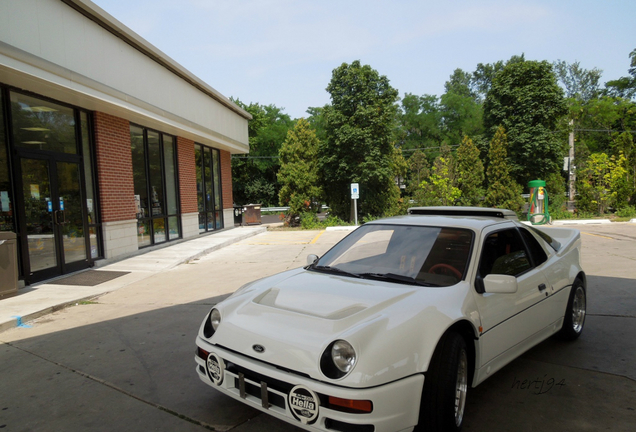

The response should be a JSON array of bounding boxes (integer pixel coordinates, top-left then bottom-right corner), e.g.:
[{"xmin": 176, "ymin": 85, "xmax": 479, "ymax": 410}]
[
  {"xmin": 306, "ymin": 254, "xmax": 319, "ymax": 266},
  {"xmin": 483, "ymin": 274, "xmax": 518, "ymax": 294}
]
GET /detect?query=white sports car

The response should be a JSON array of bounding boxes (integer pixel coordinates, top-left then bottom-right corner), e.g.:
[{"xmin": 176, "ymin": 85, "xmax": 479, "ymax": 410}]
[{"xmin": 195, "ymin": 207, "xmax": 586, "ymax": 432}]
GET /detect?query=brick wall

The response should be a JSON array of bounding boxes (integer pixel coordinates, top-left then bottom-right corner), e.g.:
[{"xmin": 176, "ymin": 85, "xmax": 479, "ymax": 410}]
[
  {"xmin": 93, "ymin": 112, "xmax": 135, "ymax": 222},
  {"xmin": 177, "ymin": 137, "xmax": 198, "ymax": 214},
  {"xmin": 220, "ymin": 149, "xmax": 233, "ymax": 208}
]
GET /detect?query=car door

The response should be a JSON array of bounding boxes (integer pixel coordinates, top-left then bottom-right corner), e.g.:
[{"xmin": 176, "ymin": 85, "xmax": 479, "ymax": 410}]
[{"xmin": 472, "ymin": 225, "xmax": 553, "ymax": 371}]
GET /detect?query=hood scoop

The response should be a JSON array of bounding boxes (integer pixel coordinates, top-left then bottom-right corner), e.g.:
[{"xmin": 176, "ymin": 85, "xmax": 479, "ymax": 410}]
[
  {"xmin": 254, "ymin": 288, "xmax": 367, "ymax": 319},
  {"xmin": 251, "ymin": 271, "xmax": 416, "ymax": 320}
]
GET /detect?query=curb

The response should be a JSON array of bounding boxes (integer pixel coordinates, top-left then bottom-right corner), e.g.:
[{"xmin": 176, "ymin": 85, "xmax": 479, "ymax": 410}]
[
  {"xmin": 326, "ymin": 226, "xmax": 359, "ymax": 231},
  {"xmin": 552, "ymin": 219, "xmax": 612, "ymax": 225},
  {"xmin": 0, "ymin": 294, "xmax": 103, "ymax": 334},
  {"xmin": 0, "ymin": 227, "xmax": 267, "ymax": 335}
]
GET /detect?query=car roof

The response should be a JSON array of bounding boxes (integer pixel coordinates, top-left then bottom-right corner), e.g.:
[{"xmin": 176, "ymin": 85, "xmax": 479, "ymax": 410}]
[{"xmin": 366, "ymin": 207, "xmax": 519, "ymax": 231}]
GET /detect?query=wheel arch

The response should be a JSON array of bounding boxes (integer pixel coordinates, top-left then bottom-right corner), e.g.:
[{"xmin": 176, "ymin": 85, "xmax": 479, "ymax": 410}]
[{"xmin": 438, "ymin": 320, "xmax": 479, "ymax": 386}]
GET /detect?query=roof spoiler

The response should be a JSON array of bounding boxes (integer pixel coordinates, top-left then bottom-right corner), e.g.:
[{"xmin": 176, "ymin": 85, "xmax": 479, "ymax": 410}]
[{"xmin": 408, "ymin": 207, "xmax": 518, "ymax": 220}]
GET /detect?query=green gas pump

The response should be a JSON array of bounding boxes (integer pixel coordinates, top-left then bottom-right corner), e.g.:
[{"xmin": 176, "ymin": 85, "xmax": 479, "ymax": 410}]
[{"xmin": 527, "ymin": 180, "xmax": 550, "ymax": 225}]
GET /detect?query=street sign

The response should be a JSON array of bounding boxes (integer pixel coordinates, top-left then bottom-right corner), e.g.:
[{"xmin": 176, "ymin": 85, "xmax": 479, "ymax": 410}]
[{"xmin": 351, "ymin": 183, "xmax": 359, "ymax": 199}]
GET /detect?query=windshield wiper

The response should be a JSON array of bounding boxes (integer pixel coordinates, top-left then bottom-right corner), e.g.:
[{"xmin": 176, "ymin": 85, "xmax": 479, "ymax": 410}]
[
  {"xmin": 358, "ymin": 272, "xmax": 437, "ymax": 287},
  {"xmin": 311, "ymin": 265, "xmax": 362, "ymax": 278}
]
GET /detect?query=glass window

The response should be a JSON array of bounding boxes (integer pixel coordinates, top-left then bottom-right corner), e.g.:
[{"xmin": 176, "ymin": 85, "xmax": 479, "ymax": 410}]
[
  {"xmin": 196, "ymin": 144, "xmax": 224, "ymax": 233},
  {"xmin": 81, "ymin": 112, "xmax": 102, "ymax": 259},
  {"xmin": 131, "ymin": 126, "xmax": 148, "ymax": 219},
  {"xmin": 520, "ymin": 228, "xmax": 548, "ymax": 266},
  {"xmin": 479, "ymin": 229, "xmax": 532, "ymax": 278},
  {"xmin": 10, "ymin": 92, "xmax": 77, "ymax": 154},
  {"xmin": 315, "ymin": 224, "xmax": 473, "ymax": 287},
  {"xmin": 0, "ymin": 91, "xmax": 14, "ymax": 231},
  {"xmin": 130, "ymin": 125, "xmax": 180, "ymax": 248}
]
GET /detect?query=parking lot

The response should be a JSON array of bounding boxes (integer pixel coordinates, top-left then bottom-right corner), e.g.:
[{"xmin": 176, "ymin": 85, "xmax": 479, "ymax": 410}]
[{"xmin": 1, "ymin": 223, "xmax": 635, "ymax": 431}]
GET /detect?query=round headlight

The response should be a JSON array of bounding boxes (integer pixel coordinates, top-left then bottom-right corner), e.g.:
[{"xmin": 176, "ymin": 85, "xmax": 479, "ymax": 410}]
[
  {"xmin": 210, "ymin": 309, "xmax": 221, "ymax": 331},
  {"xmin": 331, "ymin": 340, "xmax": 356, "ymax": 374}
]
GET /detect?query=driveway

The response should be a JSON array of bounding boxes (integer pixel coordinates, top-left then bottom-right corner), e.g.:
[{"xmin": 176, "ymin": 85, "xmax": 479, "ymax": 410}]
[{"xmin": 0, "ymin": 224, "xmax": 634, "ymax": 431}]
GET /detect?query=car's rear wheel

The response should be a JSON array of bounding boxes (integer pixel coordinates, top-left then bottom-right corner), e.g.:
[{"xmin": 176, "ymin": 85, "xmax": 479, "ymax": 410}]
[
  {"xmin": 416, "ymin": 332, "xmax": 468, "ymax": 432},
  {"xmin": 556, "ymin": 279, "xmax": 586, "ymax": 340}
]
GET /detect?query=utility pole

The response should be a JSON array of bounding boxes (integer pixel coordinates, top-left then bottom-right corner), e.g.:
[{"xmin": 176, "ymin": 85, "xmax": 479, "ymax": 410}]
[{"xmin": 568, "ymin": 120, "xmax": 576, "ymax": 211}]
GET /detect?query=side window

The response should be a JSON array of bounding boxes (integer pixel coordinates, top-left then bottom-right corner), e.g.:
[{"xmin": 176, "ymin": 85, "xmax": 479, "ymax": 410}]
[
  {"xmin": 519, "ymin": 227, "xmax": 548, "ymax": 266},
  {"xmin": 479, "ymin": 229, "xmax": 531, "ymax": 277}
]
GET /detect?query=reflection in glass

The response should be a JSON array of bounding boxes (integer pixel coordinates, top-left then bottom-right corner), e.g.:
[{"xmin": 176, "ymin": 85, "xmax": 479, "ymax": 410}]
[
  {"xmin": 58, "ymin": 162, "xmax": 87, "ymax": 264},
  {"xmin": 21, "ymin": 159, "xmax": 56, "ymax": 272},
  {"xmin": 164, "ymin": 136, "xmax": 177, "ymax": 215},
  {"xmin": 212, "ymin": 149, "xmax": 223, "ymax": 229},
  {"xmin": 153, "ymin": 218, "xmax": 166, "ymax": 243},
  {"xmin": 148, "ymin": 131, "xmax": 164, "ymax": 216},
  {"xmin": 89, "ymin": 226, "xmax": 99, "ymax": 259},
  {"xmin": 11, "ymin": 92, "xmax": 77, "ymax": 154},
  {"xmin": 0, "ymin": 92, "xmax": 14, "ymax": 231},
  {"xmin": 137, "ymin": 219, "xmax": 151, "ymax": 248},
  {"xmin": 131, "ymin": 125, "xmax": 147, "ymax": 219},
  {"xmin": 168, "ymin": 216, "xmax": 180, "ymax": 240}
]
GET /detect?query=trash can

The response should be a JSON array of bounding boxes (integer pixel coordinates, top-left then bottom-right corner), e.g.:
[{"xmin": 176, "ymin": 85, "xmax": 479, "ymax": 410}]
[
  {"xmin": 233, "ymin": 204, "xmax": 244, "ymax": 226},
  {"xmin": 243, "ymin": 204, "xmax": 262, "ymax": 225},
  {"xmin": 0, "ymin": 231, "xmax": 18, "ymax": 298}
]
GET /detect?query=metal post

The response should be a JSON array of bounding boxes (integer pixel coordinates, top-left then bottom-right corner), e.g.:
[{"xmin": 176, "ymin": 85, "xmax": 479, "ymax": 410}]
[
  {"xmin": 354, "ymin": 199, "xmax": 358, "ymax": 225},
  {"xmin": 568, "ymin": 120, "xmax": 576, "ymax": 211}
]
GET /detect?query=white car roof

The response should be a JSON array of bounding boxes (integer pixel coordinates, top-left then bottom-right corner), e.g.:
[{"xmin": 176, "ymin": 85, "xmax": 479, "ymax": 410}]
[{"xmin": 367, "ymin": 207, "xmax": 518, "ymax": 231}]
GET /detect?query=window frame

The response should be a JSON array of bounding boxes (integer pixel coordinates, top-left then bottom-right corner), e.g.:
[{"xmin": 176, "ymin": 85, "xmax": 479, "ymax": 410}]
[{"xmin": 130, "ymin": 123, "xmax": 181, "ymax": 248}]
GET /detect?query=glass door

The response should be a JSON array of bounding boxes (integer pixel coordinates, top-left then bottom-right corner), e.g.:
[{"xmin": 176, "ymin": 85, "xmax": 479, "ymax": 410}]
[{"xmin": 19, "ymin": 155, "xmax": 88, "ymax": 282}]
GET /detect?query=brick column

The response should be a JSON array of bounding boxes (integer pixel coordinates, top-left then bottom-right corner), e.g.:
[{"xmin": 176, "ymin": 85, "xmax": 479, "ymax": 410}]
[
  {"xmin": 176, "ymin": 137, "xmax": 199, "ymax": 238},
  {"xmin": 93, "ymin": 112, "xmax": 135, "ymax": 222},
  {"xmin": 176, "ymin": 137, "xmax": 198, "ymax": 214},
  {"xmin": 93, "ymin": 112, "xmax": 137, "ymax": 259},
  {"xmin": 220, "ymin": 149, "xmax": 233, "ymax": 208}
]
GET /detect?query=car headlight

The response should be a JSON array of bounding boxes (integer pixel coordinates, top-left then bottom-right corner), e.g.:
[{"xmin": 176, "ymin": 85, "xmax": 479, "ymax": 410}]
[
  {"xmin": 203, "ymin": 308, "xmax": 221, "ymax": 338},
  {"xmin": 321, "ymin": 340, "xmax": 357, "ymax": 379},
  {"xmin": 210, "ymin": 309, "xmax": 221, "ymax": 331}
]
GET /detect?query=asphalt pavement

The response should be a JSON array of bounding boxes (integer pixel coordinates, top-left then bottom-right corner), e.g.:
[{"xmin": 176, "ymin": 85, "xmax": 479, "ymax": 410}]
[{"xmin": 0, "ymin": 221, "xmax": 635, "ymax": 432}]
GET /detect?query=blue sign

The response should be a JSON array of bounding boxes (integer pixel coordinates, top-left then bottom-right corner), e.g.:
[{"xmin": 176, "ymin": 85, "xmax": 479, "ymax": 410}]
[
  {"xmin": 59, "ymin": 197, "xmax": 65, "ymax": 211},
  {"xmin": 47, "ymin": 200, "xmax": 53, "ymax": 212}
]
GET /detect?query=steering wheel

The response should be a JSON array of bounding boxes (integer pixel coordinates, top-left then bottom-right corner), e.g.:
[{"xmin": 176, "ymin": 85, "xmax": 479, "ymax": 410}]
[{"xmin": 428, "ymin": 263, "xmax": 462, "ymax": 279}]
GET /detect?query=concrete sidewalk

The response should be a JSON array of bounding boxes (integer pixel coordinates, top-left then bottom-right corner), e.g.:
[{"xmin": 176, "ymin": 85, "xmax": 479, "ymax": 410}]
[{"xmin": 0, "ymin": 225, "xmax": 266, "ymax": 334}]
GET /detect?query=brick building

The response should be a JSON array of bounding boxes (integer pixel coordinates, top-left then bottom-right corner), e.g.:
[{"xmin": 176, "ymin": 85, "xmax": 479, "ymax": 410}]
[{"xmin": 0, "ymin": 0, "xmax": 250, "ymax": 284}]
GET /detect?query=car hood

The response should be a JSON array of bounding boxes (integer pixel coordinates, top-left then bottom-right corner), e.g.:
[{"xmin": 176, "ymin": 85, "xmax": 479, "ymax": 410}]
[{"xmin": 206, "ymin": 268, "xmax": 470, "ymax": 387}]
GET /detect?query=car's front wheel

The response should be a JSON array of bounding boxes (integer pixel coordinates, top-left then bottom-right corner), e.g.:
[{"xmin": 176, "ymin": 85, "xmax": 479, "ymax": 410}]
[
  {"xmin": 416, "ymin": 332, "xmax": 468, "ymax": 432},
  {"xmin": 556, "ymin": 279, "xmax": 586, "ymax": 340}
]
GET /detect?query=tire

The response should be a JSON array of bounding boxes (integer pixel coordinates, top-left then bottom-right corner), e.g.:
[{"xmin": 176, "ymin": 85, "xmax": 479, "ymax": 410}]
[
  {"xmin": 416, "ymin": 332, "xmax": 469, "ymax": 432},
  {"xmin": 556, "ymin": 279, "xmax": 586, "ymax": 340}
]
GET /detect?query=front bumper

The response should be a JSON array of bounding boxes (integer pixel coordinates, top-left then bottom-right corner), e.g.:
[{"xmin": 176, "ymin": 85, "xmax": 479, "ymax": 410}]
[{"xmin": 195, "ymin": 337, "xmax": 424, "ymax": 432}]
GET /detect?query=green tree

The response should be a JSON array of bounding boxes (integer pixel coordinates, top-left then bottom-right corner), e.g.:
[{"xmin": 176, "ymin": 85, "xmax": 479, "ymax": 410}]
[
  {"xmin": 484, "ymin": 60, "xmax": 568, "ymax": 185},
  {"xmin": 230, "ymin": 100, "xmax": 293, "ymax": 206},
  {"xmin": 319, "ymin": 61, "xmax": 401, "ymax": 220},
  {"xmin": 576, "ymin": 152, "xmax": 628, "ymax": 214},
  {"xmin": 553, "ymin": 60, "xmax": 602, "ymax": 102},
  {"xmin": 419, "ymin": 145, "xmax": 460, "ymax": 206},
  {"xmin": 484, "ymin": 127, "xmax": 524, "ymax": 212},
  {"xmin": 277, "ymin": 119, "xmax": 322, "ymax": 225},
  {"xmin": 398, "ymin": 93, "xmax": 441, "ymax": 151},
  {"xmin": 605, "ymin": 48, "xmax": 636, "ymax": 100},
  {"xmin": 456, "ymin": 136, "xmax": 485, "ymax": 206}
]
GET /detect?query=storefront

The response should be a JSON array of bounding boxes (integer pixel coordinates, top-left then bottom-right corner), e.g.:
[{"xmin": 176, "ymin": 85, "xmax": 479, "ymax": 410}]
[{"xmin": 0, "ymin": 0, "xmax": 250, "ymax": 285}]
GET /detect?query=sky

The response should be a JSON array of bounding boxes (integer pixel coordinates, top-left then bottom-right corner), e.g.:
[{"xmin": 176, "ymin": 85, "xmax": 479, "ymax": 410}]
[{"xmin": 92, "ymin": 0, "xmax": 636, "ymax": 119}]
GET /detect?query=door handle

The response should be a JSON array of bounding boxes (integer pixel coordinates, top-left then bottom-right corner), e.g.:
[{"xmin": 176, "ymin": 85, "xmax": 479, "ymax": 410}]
[
  {"xmin": 538, "ymin": 283, "xmax": 547, "ymax": 291},
  {"xmin": 54, "ymin": 210, "xmax": 67, "ymax": 226}
]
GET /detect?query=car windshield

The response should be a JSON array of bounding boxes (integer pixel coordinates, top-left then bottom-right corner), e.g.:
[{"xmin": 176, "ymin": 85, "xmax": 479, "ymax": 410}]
[{"xmin": 312, "ymin": 224, "xmax": 474, "ymax": 287}]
